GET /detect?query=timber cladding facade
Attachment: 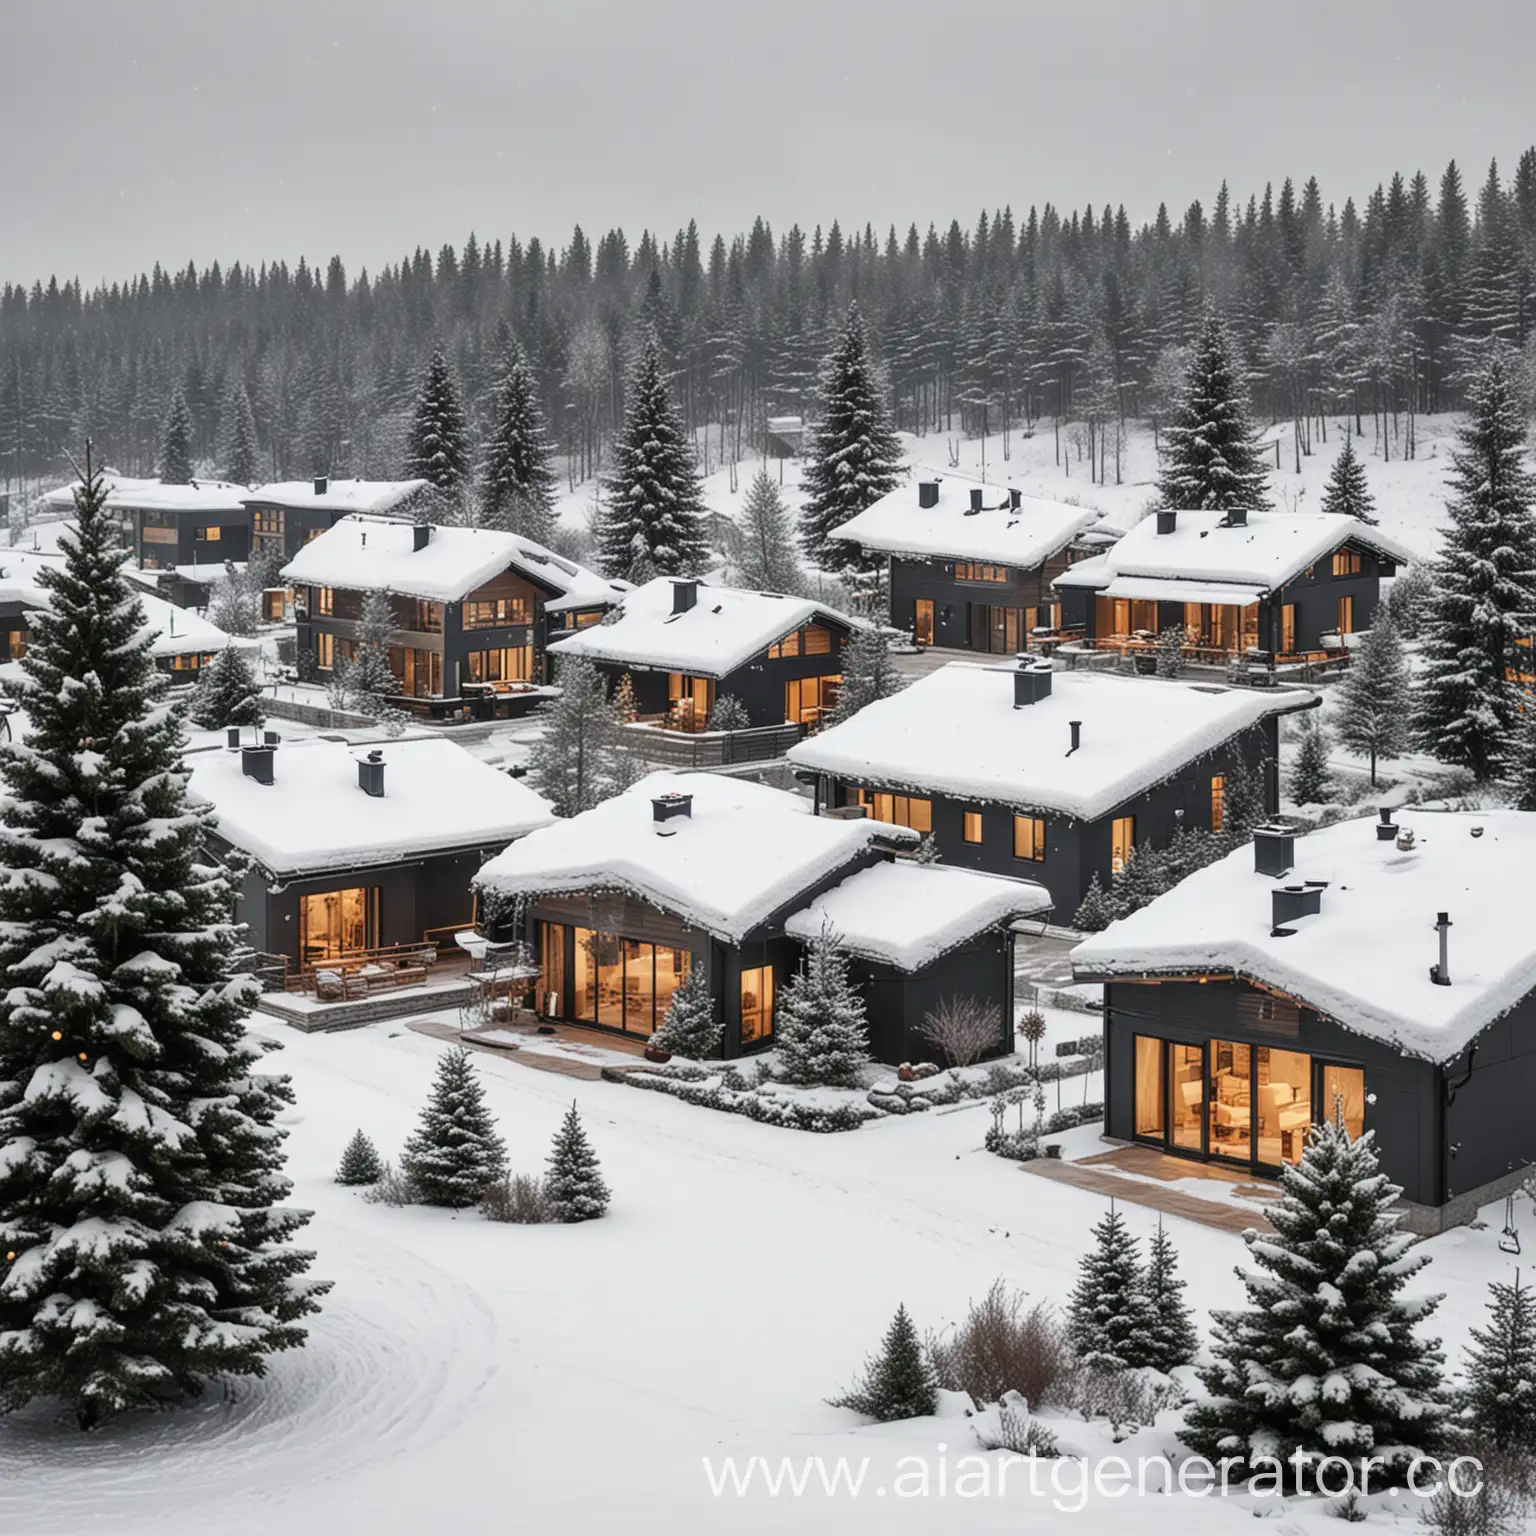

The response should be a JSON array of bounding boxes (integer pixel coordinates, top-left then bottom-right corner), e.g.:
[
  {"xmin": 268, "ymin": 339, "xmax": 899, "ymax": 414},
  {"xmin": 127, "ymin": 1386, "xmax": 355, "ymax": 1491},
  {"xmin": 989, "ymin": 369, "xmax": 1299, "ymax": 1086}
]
[{"xmin": 890, "ymin": 549, "xmax": 1075, "ymax": 654}]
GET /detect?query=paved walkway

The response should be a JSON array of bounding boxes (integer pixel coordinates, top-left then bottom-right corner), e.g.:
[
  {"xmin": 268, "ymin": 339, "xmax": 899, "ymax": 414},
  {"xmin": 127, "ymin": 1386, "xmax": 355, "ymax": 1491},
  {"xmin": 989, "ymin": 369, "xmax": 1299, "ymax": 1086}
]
[
  {"xmin": 407, "ymin": 1018, "xmax": 651, "ymax": 1082},
  {"xmin": 1019, "ymin": 1152, "xmax": 1274, "ymax": 1234}
]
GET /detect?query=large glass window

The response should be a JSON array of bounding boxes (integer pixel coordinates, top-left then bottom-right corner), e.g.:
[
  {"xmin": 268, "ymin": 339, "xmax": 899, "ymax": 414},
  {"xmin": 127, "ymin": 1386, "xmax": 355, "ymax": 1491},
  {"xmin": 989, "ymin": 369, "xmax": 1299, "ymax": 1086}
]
[
  {"xmin": 667, "ymin": 673, "xmax": 714, "ymax": 730},
  {"xmin": 299, "ymin": 886, "xmax": 377, "ymax": 963},
  {"xmin": 1337, "ymin": 595, "xmax": 1355, "ymax": 634},
  {"xmin": 1321, "ymin": 1064, "xmax": 1365, "ymax": 1141},
  {"xmin": 1258, "ymin": 1047, "xmax": 1313, "ymax": 1167},
  {"xmin": 852, "ymin": 788, "xmax": 931, "ymax": 833},
  {"xmin": 1170, "ymin": 1044, "xmax": 1204, "ymax": 1153},
  {"xmin": 785, "ymin": 674, "xmax": 841, "ymax": 724},
  {"xmin": 1210, "ymin": 775, "xmax": 1225, "ymax": 834},
  {"xmin": 954, "ymin": 561, "xmax": 1009, "ymax": 583},
  {"xmin": 464, "ymin": 596, "xmax": 530, "ymax": 629},
  {"xmin": 971, "ymin": 604, "xmax": 1028, "ymax": 654},
  {"xmin": 1332, "ymin": 548, "xmax": 1363, "ymax": 577},
  {"xmin": 570, "ymin": 927, "xmax": 690, "ymax": 1035},
  {"xmin": 465, "ymin": 646, "xmax": 532, "ymax": 685},
  {"xmin": 741, "ymin": 966, "xmax": 774, "ymax": 1042},
  {"xmin": 1134, "ymin": 1036, "xmax": 1165, "ymax": 1138},
  {"xmin": 1111, "ymin": 816, "xmax": 1135, "ymax": 873},
  {"xmin": 914, "ymin": 599, "xmax": 934, "ymax": 646},
  {"xmin": 963, "ymin": 809, "xmax": 983, "ymax": 843},
  {"xmin": 539, "ymin": 923, "xmax": 565, "ymax": 1018},
  {"xmin": 1013, "ymin": 815, "xmax": 1046, "ymax": 861},
  {"xmin": 1209, "ymin": 1040, "xmax": 1253, "ymax": 1163}
]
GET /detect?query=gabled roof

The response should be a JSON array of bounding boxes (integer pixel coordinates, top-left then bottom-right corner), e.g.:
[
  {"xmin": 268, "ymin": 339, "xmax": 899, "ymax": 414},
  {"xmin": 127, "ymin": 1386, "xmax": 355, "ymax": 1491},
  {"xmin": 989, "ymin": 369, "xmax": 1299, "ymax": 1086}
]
[
  {"xmin": 474, "ymin": 770, "xmax": 915, "ymax": 944},
  {"xmin": 830, "ymin": 470, "xmax": 1108, "ymax": 569},
  {"xmin": 787, "ymin": 662, "xmax": 1314, "ymax": 822},
  {"xmin": 785, "ymin": 862, "xmax": 1051, "ymax": 971},
  {"xmin": 1054, "ymin": 509, "xmax": 1412, "ymax": 598},
  {"xmin": 40, "ymin": 474, "xmax": 252, "ymax": 515},
  {"xmin": 546, "ymin": 577, "xmax": 862, "ymax": 678},
  {"xmin": 279, "ymin": 516, "xmax": 622, "ymax": 608},
  {"xmin": 245, "ymin": 478, "xmax": 428, "ymax": 516},
  {"xmin": 187, "ymin": 736, "xmax": 555, "ymax": 878},
  {"xmin": 1071, "ymin": 810, "xmax": 1536, "ymax": 1063}
]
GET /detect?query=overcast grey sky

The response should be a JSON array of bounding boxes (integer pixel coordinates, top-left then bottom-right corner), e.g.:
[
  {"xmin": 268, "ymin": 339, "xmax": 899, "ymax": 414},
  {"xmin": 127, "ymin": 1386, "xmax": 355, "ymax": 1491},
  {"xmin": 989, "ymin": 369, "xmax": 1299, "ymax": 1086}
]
[{"xmin": 6, "ymin": 0, "xmax": 1535, "ymax": 288}]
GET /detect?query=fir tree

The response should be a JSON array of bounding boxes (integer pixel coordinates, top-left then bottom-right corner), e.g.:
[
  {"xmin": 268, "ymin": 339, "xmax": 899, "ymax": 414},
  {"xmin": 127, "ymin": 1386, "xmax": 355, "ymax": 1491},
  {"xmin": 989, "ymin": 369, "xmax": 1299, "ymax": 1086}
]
[
  {"xmin": 1336, "ymin": 607, "xmax": 1410, "ymax": 785},
  {"xmin": 599, "ymin": 329, "xmax": 709, "ymax": 579},
  {"xmin": 829, "ymin": 1303, "xmax": 937, "ymax": 1422},
  {"xmin": 1319, "ymin": 435, "xmax": 1378, "ymax": 523},
  {"xmin": 738, "ymin": 466, "xmax": 805, "ymax": 593},
  {"xmin": 1460, "ymin": 1272, "xmax": 1536, "ymax": 1452},
  {"xmin": 1072, "ymin": 873, "xmax": 1114, "ymax": 933},
  {"xmin": 911, "ymin": 830, "xmax": 941, "ymax": 864},
  {"xmin": 1155, "ymin": 312, "xmax": 1271, "ymax": 516},
  {"xmin": 799, "ymin": 302, "xmax": 905, "ymax": 574},
  {"xmin": 478, "ymin": 340, "xmax": 558, "ymax": 540},
  {"xmin": 825, "ymin": 626, "xmax": 903, "ymax": 726},
  {"xmin": 650, "ymin": 964, "xmax": 721, "ymax": 1059},
  {"xmin": 336, "ymin": 1130, "xmax": 384, "ymax": 1186},
  {"xmin": 526, "ymin": 655, "xmax": 638, "ymax": 816},
  {"xmin": 1067, "ymin": 1203, "xmax": 1157, "ymax": 1372},
  {"xmin": 159, "ymin": 386, "xmax": 194, "ymax": 485},
  {"xmin": 400, "ymin": 1047, "xmax": 508, "ymax": 1209},
  {"xmin": 219, "ymin": 378, "xmax": 260, "ymax": 486},
  {"xmin": 1216, "ymin": 755, "xmax": 1267, "ymax": 850},
  {"xmin": 1142, "ymin": 1218, "xmax": 1198, "ymax": 1373},
  {"xmin": 188, "ymin": 643, "xmax": 264, "ymax": 730},
  {"xmin": 1415, "ymin": 355, "xmax": 1536, "ymax": 780},
  {"xmin": 611, "ymin": 671, "xmax": 638, "ymax": 725},
  {"xmin": 706, "ymin": 693, "xmax": 750, "ymax": 731},
  {"xmin": 0, "ymin": 451, "xmax": 324, "ymax": 1428},
  {"xmin": 1507, "ymin": 705, "xmax": 1536, "ymax": 812},
  {"xmin": 350, "ymin": 588, "xmax": 399, "ymax": 716},
  {"xmin": 404, "ymin": 346, "xmax": 471, "ymax": 495},
  {"xmin": 1182, "ymin": 1118, "xmax": 1448, "ymax": 1488},
  {"xmin": 544, "ymin": 1101, "xmax": 610, "ymax": 1222},
  {"xmin": 774, "ymin": 920, "xmax": 871, "ymax": 1088},
  {"xmin": 1290, "ymin": 714, "xmax": 1332, "ymax": 805}
]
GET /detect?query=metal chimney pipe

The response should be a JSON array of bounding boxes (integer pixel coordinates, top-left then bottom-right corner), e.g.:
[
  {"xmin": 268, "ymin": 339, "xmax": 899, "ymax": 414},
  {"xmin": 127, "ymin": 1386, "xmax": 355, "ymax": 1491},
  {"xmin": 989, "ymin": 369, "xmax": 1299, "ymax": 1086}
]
[{"xmin": 1431, "ymin": 911, "xmax": 1452, "ymax": 986}]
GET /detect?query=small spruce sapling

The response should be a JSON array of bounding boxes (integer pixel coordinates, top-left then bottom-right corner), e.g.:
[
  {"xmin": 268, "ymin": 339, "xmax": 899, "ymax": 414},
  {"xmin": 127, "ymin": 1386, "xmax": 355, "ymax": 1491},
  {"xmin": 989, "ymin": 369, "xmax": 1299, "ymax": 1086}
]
[
  {"xmin": 1072, "ymin": 874, "xmax": 1114, "ymax": 933},
  {"xmin": 1460, "ymin": 1272, "xmax": 1536, "ymax": 1452},
  {"xmin": 400, "ymin": 1047, "xmax": 509, "ymax": 1208},
  {"xmin": 773, "ymin": 919, "xmax": 871, "ymax": 1087},
  {"xmin": 1319, "ymin": 434, "xmax": 1379, "ymax": 522},
  {"xmin": 650, "ymin": 965, "xmax": 721, "ymax": 1060},
  {"xmin": 1141, "ymin": 1219, "xmax": 1198, "ymax": 1373},
  {"xmin": 1336, "ymin": 607, "xmax": 1410, "ymax": 786},
  {"xmin": 706, "ymin": 693, "xmax": 751, "ymax": 732},
  {"xmin": 1067, "ymin": 1202, "xmax": 1157, "ymax": 1372},
  {"xmin": 1291, "ymin": 714, "xmax": 1333, "ymax": 805},
  {"xmin": 544, "ymin": 1102, "xmax": 610, "ymax": 1222},
  {"xmin": 829, "ymin": 1303, "xmax": 938, "ymax": 1422},
  {"xmin": 336, "ymin": 1131, "xmax": 384, "ymax": 1186},
  {"xmin": 188, "ymin": 644, "xmax": 264, "ymax": 730}
]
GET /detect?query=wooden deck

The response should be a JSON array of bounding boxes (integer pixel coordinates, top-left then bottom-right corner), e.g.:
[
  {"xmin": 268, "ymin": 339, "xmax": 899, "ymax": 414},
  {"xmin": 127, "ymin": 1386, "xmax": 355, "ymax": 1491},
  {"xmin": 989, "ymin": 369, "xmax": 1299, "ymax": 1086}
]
[{"xmin": 408, "ymin": 1017, "xmax": 654, "ymax": 1082}]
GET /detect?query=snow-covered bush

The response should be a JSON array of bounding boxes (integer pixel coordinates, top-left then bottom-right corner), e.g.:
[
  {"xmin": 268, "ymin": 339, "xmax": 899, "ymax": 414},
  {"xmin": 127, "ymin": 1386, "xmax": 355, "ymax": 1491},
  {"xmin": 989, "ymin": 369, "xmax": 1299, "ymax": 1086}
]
[
  {"xmin": 336, "ymin": 1129, "xmax": 384, "ymax": 1185},
  {"xmin": 706, "ymin": 693, "xmax": 750, "ymax": 732},
  {"xmin": 480, "ymin": 1173, "xmax": 551, "ymax": 1224},
  {"xmin": 620, "ymin": 1067, "xmax": 875, "ymax": 1132},
  {"xmin": 829, "ymin": 1303, "xmax": 937, "ymax": 1423},
  {"xmin": 973, "ymin": 1392, "xmax": 1061, "ymax": 1458},
  {"xmin": 544, "ymin": 1102, "xmax": 610, "ymax": 1222}
]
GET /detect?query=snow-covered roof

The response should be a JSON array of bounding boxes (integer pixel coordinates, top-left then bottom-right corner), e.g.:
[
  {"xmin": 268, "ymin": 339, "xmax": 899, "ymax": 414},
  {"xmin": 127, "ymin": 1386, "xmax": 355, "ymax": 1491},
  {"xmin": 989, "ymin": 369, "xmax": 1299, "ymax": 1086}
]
[
  {"xmin": 279, "ymin": 515, "xmax": 620, "ymax": 608},
  {"xmin": 0, "ymin": 549, "xmax": 55, "ymax": 610},
  {"xmin": 546, "ymin": 577, "xmax": 861, "ymax": 677},
  {"xmin": 787, "ymin": 662, "xmax": 1314, "ymax": 822},
  {"xmin": 785, "ymin": 862, "xmax": 1051, "ymax": 970},
  {"xmin": 1054, "ymin": 510, "xmax": 1412, "ymax": 597},
  {"xmin": 474, "ymin": 771, "xmax": 916, "ymax": 943},
  {"xmin": 830, "ymin": 470, "xmax": 1107, "ymax": 569},
  {"xmin": 245, "ymin": 478, "xmax": 428, "ymax": 516},
  {"xmin": 1071, "ymin": 810, "xmax": 1536, "ymax": 1063},
  {"xmin": 187, "ymin": 736, "xmax": 555, "ymax": 877},
  {"xmin": 40, "ymin": 475, "xmax": 252, "ymax": 515}
]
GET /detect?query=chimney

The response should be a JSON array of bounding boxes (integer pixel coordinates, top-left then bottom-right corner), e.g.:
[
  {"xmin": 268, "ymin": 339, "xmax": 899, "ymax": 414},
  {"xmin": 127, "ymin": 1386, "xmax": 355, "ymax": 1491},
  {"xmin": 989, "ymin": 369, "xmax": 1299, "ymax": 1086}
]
[
  {"xmin": 918, "ymin": 480, "xmax": 940, "ymax": 510},
  {"xmin": 413, "ymin": 524, "xmax": 432, "ymax": 552},
  {"xmin": 1066, "ymin": 719, "xmax": 1082, "ymax": 756},
  {"xmin": 1253, "ymin": 823, "xmax": 1296, "ymax": 878},
  {"xmin": 1225, "ymin": 507, "xmax": 1249, "ymax": 528},
  {"xmin": 652, "ymin": 791, "xmax": 693, "ymax": 834},
  {"xmin": 225, "ymin": 725, "xmax": 241, "ymax": 750},
  {"xmin": 263, "ymin": 728, "xmax": 281, "ymax": 747},
  {"xmin": 968, "ymin": 487, "xmax": 984, "ymax": 513},
  {"xmin": 1375, "ymin": 805, "xmax": 1399, "ymax": 842},
  {"xmin": 1430, "ymin": 911, "xmax": 1452, "ymax": 986},
  {"xmin": 1012, "ymin": 659, "xmax": 1054, "ymax": 708},
  {"xmin": 1271, "ymin": 881, "xmax": 1325, "ymax": 933},
  {"xmin": 313, "ymin": 475, "xmax": 328, "ymax": 496},
  {"xmin": 1009, "ymin": 487, "xmax": 1022, "ymax": 511},
  {"xmin": 1156, "ymin": 510, "xmax": 1178, "ymax": 535},
  {"xmin": 358, "ymin": 749, "xmax": 386, "ymax": 798},
  {"xmin": 241, "ymin": 745, "xmax": 274, "ymax": 785},
  {"xmin": 672, "ymin": 580, "xmax": 698, "ymax": 615}
]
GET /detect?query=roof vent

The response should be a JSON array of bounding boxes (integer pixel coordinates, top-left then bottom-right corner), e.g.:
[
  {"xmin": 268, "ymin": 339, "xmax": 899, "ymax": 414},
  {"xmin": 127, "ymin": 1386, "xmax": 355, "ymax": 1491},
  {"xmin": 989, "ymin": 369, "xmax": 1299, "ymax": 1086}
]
[
  {"xmin": 968, "ymin": 487, "xmax": 984, "ymax": 513},
  {"xmin": 1430, "ymin": 911, "xmax": 1452, "ymax": 987},
  {"xmin": 1009, "ymin": 487, "xmax": 1022, "ymax": 511},
  {"xmin": 1224, "ymin": 507, "xmax": 1249, "ymax": 528},
  {"xmin": 672, "ymin": 580, "xmax": 698, "ymax": 615},
  {"xmin": 358, "ymin": 749, "xmax": 385, "ymax": 798},
  {"xmin": 1253, "ymin": 823, "xmax": 1295, "ymax": 878},
  {"xmin": 1066, "ymin": 719, "xmax": 1082, "ymax": 757},
  {"xmin": 314, "ymin": 475, "xmax": 328, "ymax": 496},
  {"xmin": 918, "ymin": 480, "xmax": 940, "ymax": 509},
  {"xmin": 241, "ymin": 745, "xmax": 274, "ymax": 786},
  {"xmin": 1156, "ymin": 510, "xmax": 1178, "ymax": 535},
  {"xmin": 652, "ymin": 791, "xmax": 693, "ymax": 835},
  {"xmin": 1271, "ymin": 882, "xmax": 1323, "ymax": 933},
  {"xmin": 413, "ymin": 524, "xmax": 432, "ymax": 552},
  {"xmin": 1375, "ymin": 806, "xmax": 1399, "ymax": 842},
  {"xmin": 1013, "ymin": 659, "xmax": 1053, "ymax": 708}
]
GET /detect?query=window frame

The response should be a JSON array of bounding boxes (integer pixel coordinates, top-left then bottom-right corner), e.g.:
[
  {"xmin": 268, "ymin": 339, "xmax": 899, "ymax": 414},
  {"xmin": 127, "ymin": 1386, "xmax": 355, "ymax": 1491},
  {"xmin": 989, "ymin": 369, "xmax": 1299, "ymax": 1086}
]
[{"xmin": 1012, "ymin": 813, "xmax": 1046, "ymax": 862}]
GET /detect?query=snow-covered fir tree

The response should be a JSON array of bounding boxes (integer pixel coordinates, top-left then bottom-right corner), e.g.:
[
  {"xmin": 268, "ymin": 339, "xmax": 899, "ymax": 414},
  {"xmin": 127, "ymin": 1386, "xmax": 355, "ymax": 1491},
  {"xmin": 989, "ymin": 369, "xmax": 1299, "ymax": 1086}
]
[
  {"xmin": 159, "ymin": 387, "xmax": 195, "ymax": 485},
  {"xmin": 1156, "ymin": 624, "xmax": 1185, "ymax": 678},
  {"xmin": 1335, "ymin": 607, "xmax": 1410, "ymax": 785},
  {"xmin": 1155, "ymin": 312, "xmax": 1271, "ymax": 516},
  {"xmin": 1415, "ymin": 354, "xmax": 1536, "ymax": 780},
  {"xmin": 544, "ymin": 1102, "xmax": 610, "ymax": 1222},
  {"xmin": 1319, "ymin": 434, "xmax": 1378, "ymax": 522},
  {"xmin": 219, "ymin": 378, "xmax": 261, "ymax": 486},
  {"xmin": 649, "ymin": 965, "xmax": 721, "ymax": 1059},
  {"xmin": 335, "ymin": 1130, "xmax": 383, "ymax": 1186},
  {"xmin": 774, "ymin": 921, "xmax": 870, "ymax": 1088},
  {"xmin": 350, "ymin": 588, "xmax": 399, "ymax": 716},
  {"xmin": 404, "ymin": 346, "xmax": 471, "ymax": 496},
  {"xmin": 0, "ymin": 454, "xmax": 324, "ymax": 1427},
  {"xmin": 1072, "ymin": 873, "xmax": 1114, "ymax": 932},
  {"xmin": 1506, "ymin": 704, "xmax": 1536, "ymax": 811},
  {"xmin": 911, "ymin": 830, "xmax": 941, "ymax": 864},
  {"xmin": 1141, "ymin": 1218, "xmax": 1198, "ymax": 1373},
  {"xmin": 1067, "ymin": 1202, "xmax": 1157, "ymax": 1372},
  {"xmin": 799, "ymin": 302, "xmax": 904, "ymax": 577},
  {"xmin": 829, "ymin": 1303, "xmax": 937, "ymax": 1422},
  {"xmin": 825, "ymin": 626, "xmax": 903, "ymax": 726},
  {"xmin": 1216, "ymin": 755, "xmax": 1267, "ymax": 849},
  {"xmin": 478, "ymin": 339, "xmax": 558, "ymax": 540},
  {"xmin": 188, "ymin": 643, "xmax": 264, "ymax": 730},
  {"xmin": 1181, "ymin": 1117, "xmax": 1448, "ymax": 1487},
  {"xmin": 1290, "ymin": 714, "xmax": 1332, "ymax": 805},
  {"xmin": 599, "ymin": 328, "xmax": 709, "ymax": 579},
  {"xmin": 526, "ymin": 655, "xmax": 638, "ymax": 816},
  {"xmin": 1459, "ymin": 1272, "xmax": 1536, "ymax": 1451},
  {"xmin": 738, "ymin": 467, "xmax": 805, "ymax": 593},
  {"xmin": 400, "ymin": 1047, "xmax": 508, "ymax": 1208},
  {"xmin": 706, "ymin": 693, "xmax": 750, "ymax": 732}
]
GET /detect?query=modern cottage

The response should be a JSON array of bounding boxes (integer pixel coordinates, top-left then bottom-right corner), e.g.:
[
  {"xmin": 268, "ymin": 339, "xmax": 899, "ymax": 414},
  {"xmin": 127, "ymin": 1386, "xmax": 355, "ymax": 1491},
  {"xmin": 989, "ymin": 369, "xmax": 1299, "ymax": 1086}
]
[
  {"xmin": 473, "ymin": 771, "xmax": 1047, "ymax": 1064},
  {"xmin": 1073, "ymin": 810, "xmax": 1536, "ymax": 1234},
  {"xmin": 188, "ymin": 734, "xmax": 555, "ymax": 975},
  {"xmin": 830, "ymin": 472, "xmax": 1114, "ymax": 653},
  {"xmin": 787, "ymin": 659, "xmax": 1315, "ymax": 915},
  {"xmin": 282, "ymin": 515, "xmax": 624, "ymax": 718},
  {"xmin": 547, "ymin": 576, "xmax": 860, "ymax": 731},
  {"xmin": 241, "ymin": 476, "xmax": 429, "ymax": 563},
  {"xmin": 1054, "ymin": 507, "xmax": 1411, "ymax": 664}
]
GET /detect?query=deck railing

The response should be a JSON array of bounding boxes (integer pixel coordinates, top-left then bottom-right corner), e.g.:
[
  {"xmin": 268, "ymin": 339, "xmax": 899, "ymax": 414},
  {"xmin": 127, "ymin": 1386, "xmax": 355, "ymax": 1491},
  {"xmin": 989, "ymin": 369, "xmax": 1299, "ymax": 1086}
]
[{"xmin": 622, "ymin": 719, "xmax": 806, "ymax": 768}]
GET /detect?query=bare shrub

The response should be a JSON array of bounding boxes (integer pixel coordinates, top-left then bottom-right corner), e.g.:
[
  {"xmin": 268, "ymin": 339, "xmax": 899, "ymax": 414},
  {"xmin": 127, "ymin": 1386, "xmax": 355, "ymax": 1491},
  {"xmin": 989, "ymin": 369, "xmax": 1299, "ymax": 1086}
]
[
  {"xmin": 919, "ymin": 994, "xmax": 1002, "ymax": 1069},
  {"xmin": 480, "ymin": 1173, "xmax": 552, "ymax": 1224},
  {"xmin": 362, "ymin": 1160, "xmax": 418, "ymax": 1207},
  {"xmin": 1051, "ymin": 1361, "xmax": 1181, "ymax": 1436},
  {"xmin": 928, "ymin": 1280, "xmax": 1070, "ymax": 1407},
  {"xmin": 973, "ymin": 1390, "xmax": 1061, "ymax": 1457}
]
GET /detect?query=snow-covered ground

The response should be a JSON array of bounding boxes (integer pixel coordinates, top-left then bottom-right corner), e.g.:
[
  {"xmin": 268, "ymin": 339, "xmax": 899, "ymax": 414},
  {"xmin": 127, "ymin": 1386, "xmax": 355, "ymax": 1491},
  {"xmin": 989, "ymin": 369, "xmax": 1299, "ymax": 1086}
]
[{"xmin": 1, "ymin": 1019, "xmax": 1522, "ymax": 1536}]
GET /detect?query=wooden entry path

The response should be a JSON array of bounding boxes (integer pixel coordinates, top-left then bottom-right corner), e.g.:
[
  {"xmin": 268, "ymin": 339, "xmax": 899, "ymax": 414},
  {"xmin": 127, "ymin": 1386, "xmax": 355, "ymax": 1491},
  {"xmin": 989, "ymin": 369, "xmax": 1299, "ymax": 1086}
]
[
  {"xmin": 1020, "ymin": 1147, "xmax": 1276, "ymax": 1235},
  {"xmin": 407, "ymin": 1018, "xmax": 653, "ymax": 1082}
]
